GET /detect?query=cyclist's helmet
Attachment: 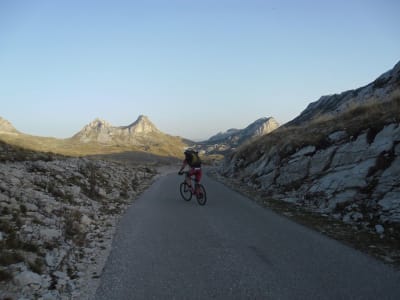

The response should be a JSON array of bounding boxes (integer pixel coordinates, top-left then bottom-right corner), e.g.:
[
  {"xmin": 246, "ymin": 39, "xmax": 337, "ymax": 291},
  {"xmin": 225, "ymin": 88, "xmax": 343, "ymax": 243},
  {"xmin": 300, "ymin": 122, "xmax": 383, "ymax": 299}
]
[{"xmin": 184, "ymin": 148, "xmax": 194, "ymax": 155}]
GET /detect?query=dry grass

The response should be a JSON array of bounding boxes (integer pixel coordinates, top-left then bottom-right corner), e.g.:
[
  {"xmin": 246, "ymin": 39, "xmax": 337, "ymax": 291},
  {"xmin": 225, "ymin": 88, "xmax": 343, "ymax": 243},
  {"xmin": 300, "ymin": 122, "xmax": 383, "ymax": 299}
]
[{"xmin": 0, "ymin": 130, "xmax": 187, "ymax": 158}]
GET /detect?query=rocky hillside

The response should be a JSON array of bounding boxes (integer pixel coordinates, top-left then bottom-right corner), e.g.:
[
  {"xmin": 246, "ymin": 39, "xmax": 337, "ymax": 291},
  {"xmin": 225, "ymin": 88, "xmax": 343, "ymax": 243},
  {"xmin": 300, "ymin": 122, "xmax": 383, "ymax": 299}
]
[
  {"xmin": 219, "ymin": 63, "xmax": 400, "ymax": 264},
  {"xmin": 196, "ymin": 117, "xmax": 279, "ymax": 155},
  {"xmin": 0, "ymin": 142, "xmax": 157, "ymax": 299},
  {"xmin": 287, "ymin": 60, "xmax": 400, "ymax": 126},
  {"xmin": 0, "ymin": 115, "xmax": 188, "ymax": 158}
]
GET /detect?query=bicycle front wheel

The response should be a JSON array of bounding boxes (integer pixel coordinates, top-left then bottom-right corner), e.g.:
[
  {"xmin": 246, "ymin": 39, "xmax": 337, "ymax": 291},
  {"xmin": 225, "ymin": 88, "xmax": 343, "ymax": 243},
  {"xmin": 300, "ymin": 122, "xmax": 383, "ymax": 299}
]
[
  {"xmin": 180, "ymin": 182, "xmax": 192, "ymax": 201},
  {"xmin": 196, "ymin": 184, "xmax": 207, "ymax": 206}
]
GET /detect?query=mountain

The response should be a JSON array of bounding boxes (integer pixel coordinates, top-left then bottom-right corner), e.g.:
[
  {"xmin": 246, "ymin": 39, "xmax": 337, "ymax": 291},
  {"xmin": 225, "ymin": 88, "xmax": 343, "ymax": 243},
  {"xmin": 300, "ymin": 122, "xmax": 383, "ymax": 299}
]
[
  {"xmin": 0, "ymin": 116, "xmax": 18, "ymax": 134},
  {"xmin": 71, "ymin": 115, "xmax": 161, "ymax": 144},
  {"xmin": 196, "ymin": 117, "xmax": 279, "ymax": 154},
  {"xmin": 208, "ymin": 128, "xmax": 241, "ymax": 142},
  {"xmin": 0, "ymin": 115, "xmax": 188, "ymax": 158},
  {"xmin": 287, "ymin": 60, "xmax": 400, "ymax": 126}
]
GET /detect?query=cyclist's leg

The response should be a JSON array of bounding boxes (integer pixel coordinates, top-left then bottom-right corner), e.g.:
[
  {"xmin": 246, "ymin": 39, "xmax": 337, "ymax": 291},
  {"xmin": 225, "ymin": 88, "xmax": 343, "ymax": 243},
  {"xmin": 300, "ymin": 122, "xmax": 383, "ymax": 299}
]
[
  {"xmin": 187, "ymin": 169, "xmax": 195, "ymax": 187},
  {"xmin": 194, "ymin": 169, "xmax": 203, "ymax": 196}
]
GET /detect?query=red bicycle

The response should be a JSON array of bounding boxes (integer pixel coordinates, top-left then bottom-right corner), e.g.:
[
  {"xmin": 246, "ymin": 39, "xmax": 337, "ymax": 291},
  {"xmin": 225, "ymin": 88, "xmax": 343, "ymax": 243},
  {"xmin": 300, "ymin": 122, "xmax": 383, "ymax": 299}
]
[{"xmin": 179, "ymin": 171, "xmax": 207, "ymax": 206}]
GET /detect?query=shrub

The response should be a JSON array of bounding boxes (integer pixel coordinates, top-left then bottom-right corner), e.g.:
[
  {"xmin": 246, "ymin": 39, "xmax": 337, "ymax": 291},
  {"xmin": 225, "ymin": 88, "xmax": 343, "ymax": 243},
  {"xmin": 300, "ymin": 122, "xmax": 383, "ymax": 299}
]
[
  {"xmin": 0, "ymin": 269, "xmax": 13, "ymax": 282},
  {"xmin": 28, "ymin": 257, "xmax": 44, "ymax": 274},
  {"xmin": 0, "ymin": 250, "xmax": 24, "ymax": 266},
  {"xmin": 20, "ymin": 204, "xmax": 27, "ymax": 215},
  {"xmin": 64, "ymin": 210, "xmax": 87, "ymax": 246}
]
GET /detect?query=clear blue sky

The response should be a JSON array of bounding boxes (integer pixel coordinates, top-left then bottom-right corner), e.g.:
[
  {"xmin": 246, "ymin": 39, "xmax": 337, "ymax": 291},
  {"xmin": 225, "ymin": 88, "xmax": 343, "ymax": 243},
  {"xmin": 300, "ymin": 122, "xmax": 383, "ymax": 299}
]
[{"xmin": 1, "ymin": 0, "xmax": 399, "ymax": 141}]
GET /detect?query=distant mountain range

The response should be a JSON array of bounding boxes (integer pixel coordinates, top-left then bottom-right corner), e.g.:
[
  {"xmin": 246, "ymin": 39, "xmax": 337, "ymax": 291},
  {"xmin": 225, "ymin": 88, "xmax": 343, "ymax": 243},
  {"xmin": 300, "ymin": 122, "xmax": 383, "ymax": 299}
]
[
  {"xmin": 194, "ymin": 117, "xmax": 279, "ymax": 155},
  {"xmin": 0, "ymin": 114, "xmax": 279, "ymax": 158}
]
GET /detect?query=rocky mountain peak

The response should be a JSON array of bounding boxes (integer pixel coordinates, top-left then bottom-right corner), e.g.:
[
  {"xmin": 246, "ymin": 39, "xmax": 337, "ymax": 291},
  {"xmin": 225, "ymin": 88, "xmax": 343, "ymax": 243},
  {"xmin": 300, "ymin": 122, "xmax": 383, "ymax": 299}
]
[
  {"xmin": 72, "ymin": 115, "xmax": 163, "ymax": 144},
  {"xmin": 247, "ymin": 117, "xmax": 280, "ymax": 137},
  {"xmin": 86, "ymin": 118, "xmax": 113, "ymax": 130},
  {"xmin": 198, "ymin": 116, "xmax": 279, "ymax": 154},
  {"xmin": 126, "ymin": 115, "xmax": 159, "ymax": 134},
  {"xmin": 0, "ymin": 116, "xmax": 18, "ymax": 133}
]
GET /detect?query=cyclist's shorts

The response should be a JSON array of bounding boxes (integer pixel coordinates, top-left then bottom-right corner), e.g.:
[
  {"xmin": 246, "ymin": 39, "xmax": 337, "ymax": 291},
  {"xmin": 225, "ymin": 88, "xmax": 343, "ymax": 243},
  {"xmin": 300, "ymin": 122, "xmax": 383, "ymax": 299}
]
[{"xmin": 189, "ymin": 167, "xmax": 202, "ymax": 183}]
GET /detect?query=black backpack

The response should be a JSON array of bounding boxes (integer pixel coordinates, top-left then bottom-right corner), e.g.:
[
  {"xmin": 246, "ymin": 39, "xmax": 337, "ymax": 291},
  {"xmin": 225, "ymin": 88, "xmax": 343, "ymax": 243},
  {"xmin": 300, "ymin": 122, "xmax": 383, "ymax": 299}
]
[{"xmin": 185, "ymin": 150, "xmax": 201, "ymax": 167}]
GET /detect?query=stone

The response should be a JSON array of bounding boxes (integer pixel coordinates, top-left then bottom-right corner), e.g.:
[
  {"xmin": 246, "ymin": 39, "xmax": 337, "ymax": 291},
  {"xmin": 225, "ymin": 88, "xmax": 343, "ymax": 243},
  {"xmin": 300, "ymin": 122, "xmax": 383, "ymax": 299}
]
[
  {"xmin": 328, "ymin": 130, "xmax": 347, "ymax": 143},
  {"xmin": 292, "ymin": 145, "xmax": 316, "ymax": 157},
  {"xmin": 375, "ymin": 224, "xmax": 385, "ymax": 234},
  {"xmin": 13, "ymin": 270, "xmax": 43, "ymax": 287},
  {"xmin": 330, "ymin": 133, "xmax": 369, "ymax": 167},
  {"xmin": 309, "ymin": 146, "xmax": 337, "ymax": 175},
  {"xmin": 40, "ymin": 228, "xmax": 62, "ymax": 242}
]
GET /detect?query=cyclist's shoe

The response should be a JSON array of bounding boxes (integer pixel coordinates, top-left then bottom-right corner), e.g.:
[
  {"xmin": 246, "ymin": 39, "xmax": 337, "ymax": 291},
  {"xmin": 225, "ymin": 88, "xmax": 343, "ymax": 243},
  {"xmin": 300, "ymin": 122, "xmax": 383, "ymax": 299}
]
[{"xmin": 178, "ymin": 171, "xmax": 183, "ymax": 175}]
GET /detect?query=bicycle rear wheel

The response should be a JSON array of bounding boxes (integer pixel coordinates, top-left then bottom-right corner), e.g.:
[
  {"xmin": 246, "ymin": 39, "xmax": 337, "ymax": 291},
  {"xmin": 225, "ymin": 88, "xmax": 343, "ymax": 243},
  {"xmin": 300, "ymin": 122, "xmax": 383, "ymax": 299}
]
[
  {"xmin": 196, "ymin": 184, "xmax": 207, "ymax": 206},
  {"xmin": 180, "ymin": 182, "xmax": 192, "ymax": 201}
]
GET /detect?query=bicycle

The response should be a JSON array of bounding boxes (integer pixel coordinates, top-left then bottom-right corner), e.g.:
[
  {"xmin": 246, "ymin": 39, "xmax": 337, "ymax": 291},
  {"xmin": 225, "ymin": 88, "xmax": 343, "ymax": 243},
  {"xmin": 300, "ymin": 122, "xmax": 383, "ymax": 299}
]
[{"xmin": 179, "ymin": 171, "xmax": 207, "ymax": 206}]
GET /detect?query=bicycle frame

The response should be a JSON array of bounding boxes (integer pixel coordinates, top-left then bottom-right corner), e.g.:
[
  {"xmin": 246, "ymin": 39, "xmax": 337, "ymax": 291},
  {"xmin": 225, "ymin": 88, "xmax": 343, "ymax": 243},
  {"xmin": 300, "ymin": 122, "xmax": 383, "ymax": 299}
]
[
  {"xmin": 184, "ymin": 172, "xmax": 199, "ymax": 193},
  {"xmin": 179, "ymin": 171, "xmax": 207, "ymax": 205}
]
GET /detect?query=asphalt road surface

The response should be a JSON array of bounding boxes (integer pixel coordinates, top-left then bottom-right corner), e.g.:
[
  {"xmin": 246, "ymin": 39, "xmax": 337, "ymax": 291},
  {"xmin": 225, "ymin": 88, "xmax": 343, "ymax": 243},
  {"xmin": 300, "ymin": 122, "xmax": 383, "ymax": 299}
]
[{"xmin": 94, "ymin": 172, "xmax": 400, "ymax": 299}]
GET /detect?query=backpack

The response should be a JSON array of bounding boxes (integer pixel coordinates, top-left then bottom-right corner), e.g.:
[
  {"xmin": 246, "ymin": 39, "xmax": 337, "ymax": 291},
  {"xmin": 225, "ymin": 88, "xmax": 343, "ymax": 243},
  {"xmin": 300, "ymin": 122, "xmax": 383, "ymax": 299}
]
[{"xmin": 185, "ymin": 150, "xmax": 201, "ymax": 167}]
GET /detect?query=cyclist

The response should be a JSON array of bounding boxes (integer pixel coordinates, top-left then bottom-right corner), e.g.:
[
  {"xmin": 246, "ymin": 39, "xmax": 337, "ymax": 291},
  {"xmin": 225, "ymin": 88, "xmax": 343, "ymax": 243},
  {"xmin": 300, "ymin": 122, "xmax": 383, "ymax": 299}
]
[{"xmin": 178, "ymin": 148, "xmax": 203, "ymax": 197}]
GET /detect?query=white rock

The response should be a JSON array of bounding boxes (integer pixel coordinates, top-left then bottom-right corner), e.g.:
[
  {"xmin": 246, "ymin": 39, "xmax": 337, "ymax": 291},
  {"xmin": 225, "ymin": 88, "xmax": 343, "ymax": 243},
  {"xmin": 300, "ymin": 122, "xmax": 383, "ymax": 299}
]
[
  {"xmin": 24, "ymin": 202, "xmax": 38, "ymax": 212},
  {"xmin": 375, "ymin": 224, "xmax": 385, "ymax": 234},
  {"xmin": 292, "ymin": 145, "xmax": 316, "ymax": 157},
  {"xmin": 328, "ymin": 130, "xmax": 347, "ymax": 143},
  {"xmin": 378, "ymin": 193, "xmax": 400, "ymax": 211},
  {"xmin": 40, "ymin": 228, "xmax": 62, "ymax": 242},
  {"xmin": 81, "ymin": 214, "xmax": 92, "ymax": 226},
  {"xmin": 13, "ymin": 270, "xmax": 43, "ymax": 287}
]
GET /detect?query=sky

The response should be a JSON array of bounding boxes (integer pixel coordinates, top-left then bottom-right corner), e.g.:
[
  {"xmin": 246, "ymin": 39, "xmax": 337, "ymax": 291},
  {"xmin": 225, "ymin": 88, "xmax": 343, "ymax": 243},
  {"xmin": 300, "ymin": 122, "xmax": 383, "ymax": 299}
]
[{"xmin": 0, "ymin": 0, "xmax": 399, "ymax": 141}]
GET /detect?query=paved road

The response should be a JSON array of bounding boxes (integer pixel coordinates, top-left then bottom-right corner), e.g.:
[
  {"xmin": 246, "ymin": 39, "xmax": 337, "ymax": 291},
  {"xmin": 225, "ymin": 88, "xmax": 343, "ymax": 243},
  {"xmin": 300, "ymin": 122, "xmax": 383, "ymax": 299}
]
[{"xmin": 94, "ymin": 172, "xmax": 400, "ymax": 299}]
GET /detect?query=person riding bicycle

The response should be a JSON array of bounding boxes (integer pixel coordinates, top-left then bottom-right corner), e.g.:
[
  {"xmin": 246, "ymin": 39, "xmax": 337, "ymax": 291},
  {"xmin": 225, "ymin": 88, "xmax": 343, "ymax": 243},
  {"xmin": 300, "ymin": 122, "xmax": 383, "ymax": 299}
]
[{"xmin": 178, "ymin": 148, "xmax": 202, "ymax": 196}]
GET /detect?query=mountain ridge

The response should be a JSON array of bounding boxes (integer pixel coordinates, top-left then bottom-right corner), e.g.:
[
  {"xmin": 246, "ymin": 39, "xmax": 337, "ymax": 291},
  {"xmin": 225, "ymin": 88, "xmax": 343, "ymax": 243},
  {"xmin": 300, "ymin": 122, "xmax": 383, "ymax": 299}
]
[
  {"xmin": 0, "ymin": 115, "xmax": 187, "ymax": 158},
  {"xmin": 287, "ymin": 60, "xmax": 400, "ymax": 126},
  {"xmin": 195, "ymin": 117, "xmax": 279, "ymax": 155},
  {"xmin": 71, "ymin": 115, "xmax": 161, "ymax": 144}
]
